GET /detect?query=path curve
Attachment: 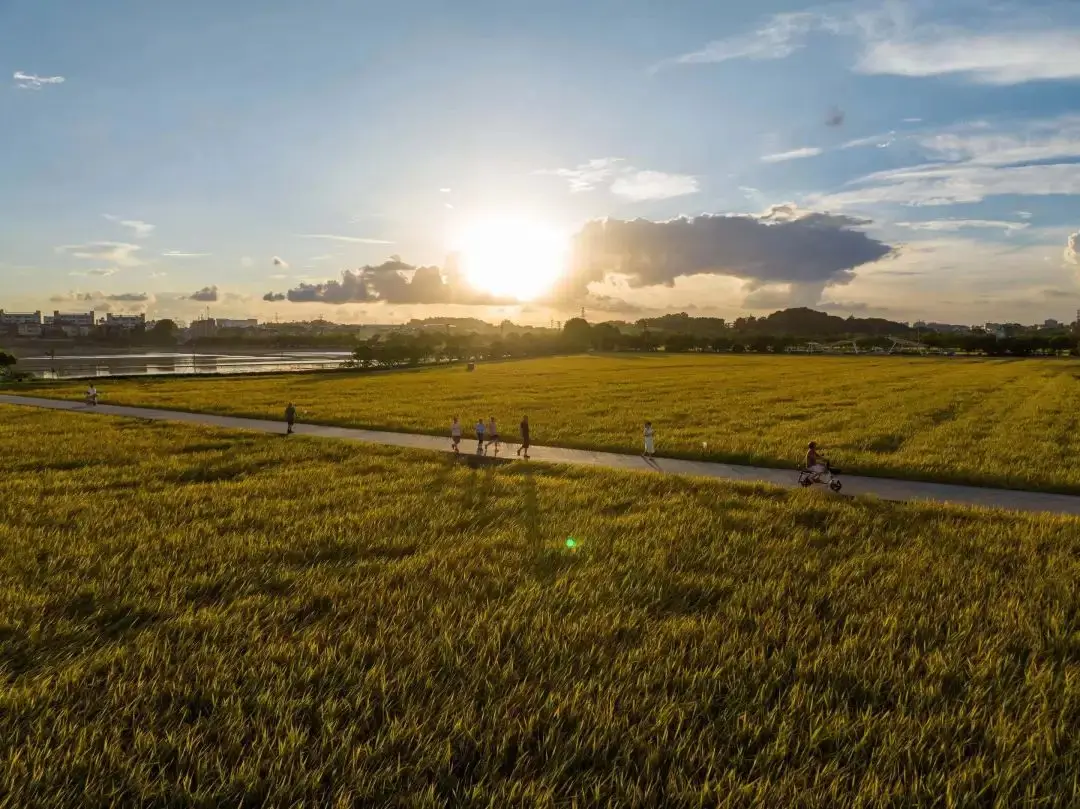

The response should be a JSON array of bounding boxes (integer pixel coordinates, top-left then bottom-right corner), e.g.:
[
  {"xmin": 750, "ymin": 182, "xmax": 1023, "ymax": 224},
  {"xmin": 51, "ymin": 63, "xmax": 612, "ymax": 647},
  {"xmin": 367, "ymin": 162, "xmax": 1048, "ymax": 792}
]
[{"xmin": 4, "ymin": 393, "xmax": 1080, "ymax": 517}]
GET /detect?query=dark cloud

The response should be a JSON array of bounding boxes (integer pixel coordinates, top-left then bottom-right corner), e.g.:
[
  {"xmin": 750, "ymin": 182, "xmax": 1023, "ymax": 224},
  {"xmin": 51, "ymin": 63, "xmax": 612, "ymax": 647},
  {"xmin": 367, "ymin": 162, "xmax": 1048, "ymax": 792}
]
[
  {"xmin": 263, "ymin": 292, "xmax": 286, "ymax": 302},
  {"xmin": 189, "ymin": 286, "xmax": 219, "ymax": 302},
  {"xmin": 108, "ymin": 292, "xmax": 150, "ymax": 302},
  {"xmin": 563, "ymin": 209, "xmax": 895, "ymax": 307},
  {"xmin": 273, "ymin": 256, "xmax": 288, "ymax": 267},
  {"xmin": 279, "ymin": 258, "xmax": 511, "ymax": 306}
]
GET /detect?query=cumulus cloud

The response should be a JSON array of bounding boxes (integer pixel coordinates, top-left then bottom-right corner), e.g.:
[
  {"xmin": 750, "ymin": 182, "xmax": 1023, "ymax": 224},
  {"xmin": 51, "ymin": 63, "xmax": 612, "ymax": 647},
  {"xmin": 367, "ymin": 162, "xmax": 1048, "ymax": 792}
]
[
  {"xmin": 561, "ymin": 208, "xmax": 894, "ymax": 308},
  {"xmin": 103, "ymin": 215, "xmax": 155, "ymax": 239},
  {"xmin": 297, "ymin": 234, "xmax": 394, "ymax": 244},
  {"xmin": 536, "ymin": 158, "xmax": 698, "ymax": 200},
  {"xmin": 761, "ymin": 147, "xmax": 823, "ymax": 163},
  {"xmin": 56, "ymin": 241, "xmax": 143, "ymax": 267},
  {"xmin": 272, "ymin": 256, "xmax": 289, "ymax": 268},
  {"xmin": 275, "ymin": 259, "xmax": 510, "ymax": 306},
  {"xmin": 13, "ymin": 71, "xmax": 65, "ymax": 89},
  {"xmin": 190, "ymin": 286, "xmax": 219, "ymax": 302},
  {"xmin": 1067, "ymin": 231, "xmax": 1079, "ymax": 266},
  {"xmin": 263, "ymin": 292, "xmax": 286, "ymax": 302}
]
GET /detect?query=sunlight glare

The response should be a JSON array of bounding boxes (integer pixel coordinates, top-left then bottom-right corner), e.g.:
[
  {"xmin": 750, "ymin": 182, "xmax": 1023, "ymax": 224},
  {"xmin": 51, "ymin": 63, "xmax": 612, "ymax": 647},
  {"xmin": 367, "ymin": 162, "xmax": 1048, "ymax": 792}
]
[{"xmin": 455, "ymin": 217, "xmax": 569, "ymax": 301}]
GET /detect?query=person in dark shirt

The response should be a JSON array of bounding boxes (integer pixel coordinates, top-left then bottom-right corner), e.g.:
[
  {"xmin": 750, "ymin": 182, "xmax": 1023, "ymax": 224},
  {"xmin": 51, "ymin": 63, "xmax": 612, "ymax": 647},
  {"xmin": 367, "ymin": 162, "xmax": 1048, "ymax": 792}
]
[
  {"xmin": 516, "ymin": 415, "xmax": 530, "ymax": 459},
  {"xmin": 285, "ymin": 403, "xmax": 297, "ymax": 435}
]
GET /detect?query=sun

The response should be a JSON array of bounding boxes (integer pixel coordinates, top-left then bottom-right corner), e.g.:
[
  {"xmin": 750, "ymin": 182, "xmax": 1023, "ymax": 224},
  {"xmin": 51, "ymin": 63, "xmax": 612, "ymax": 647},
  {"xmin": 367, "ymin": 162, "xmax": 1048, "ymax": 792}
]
[{"xmin": 454, "ymin": 216, "xmax": 569, "ymax": 301}]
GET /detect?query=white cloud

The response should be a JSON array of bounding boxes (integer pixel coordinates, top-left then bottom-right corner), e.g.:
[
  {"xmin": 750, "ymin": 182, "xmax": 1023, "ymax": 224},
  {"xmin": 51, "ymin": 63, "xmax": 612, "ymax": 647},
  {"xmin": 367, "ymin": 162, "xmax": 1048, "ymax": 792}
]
[
  {"xmin": 269, "ymin": 273, "xmax": 289, "ymax": 280},
  {"xmin": 440, "ymin": 188, "xmax": 451, "ymax": 193},
  {"xmin": 856, "ymin": 30, "xmax": 1080, "ymax": 85},
  {"xmin": 162, "ymin": 250, "xmax": 210, "ymax": 257},
  {"xmin": 903, "ymin": 118, "xmax": 923, "ymax": 123},
  {"xmin": 272, "ymin": 256, "xmax": 289, "ymax": 268},
  {"xmin": 536, "ymin": 157, "xmax": 698, "ymax": 201},
  {"xmin": 103, "ymin": 214, "xmax": 156, "ymax": 239},
  {"xmin": 1067, "ymin": 231, "xmax": 1080, "ymax": 265},
  {"xmin": 661, "ymin": 8, "xmax": 1080, "ymax": 87},
  {"xmin": 308, "ymin": 254, "xmax": 336, "ymax": 262},
  {"xmin": 56, "ymin": 241, "xmax": 143, "ymax": 267},
  {"xmin": 841, "ymin": 131, "xmax": 896, "ymax": 149},
  {"xmin": 610, "ymin": 170, "xmax": 699, "ymax": 201},
  {"xmin": 895, "ymin": 219, "xmax": 1030, "ymax": 233},
  {"xmin": 1016, "ymin": 211, "xmax": 1033, "ymax": 220},
  {"xmin": 13, "ymin": 71, "xmax": 65, "ymax": 90},
  {"xmin": 658, "ymin": 12, "xmax": 818, "ymax": 69},
  {"xmin": 240, "ymin": 256, "xmax": 254, "ymax": 269},
  {"xmin": 761, "ymin": 147, "xmax": 823, "ymax": 163},
  {"xmin": 534, "ymin": 157, "xmax": 625, "ymax": 193},
  {"xmin": 297, "ymin": 234, "xmax": 394, "ymax": 244}
]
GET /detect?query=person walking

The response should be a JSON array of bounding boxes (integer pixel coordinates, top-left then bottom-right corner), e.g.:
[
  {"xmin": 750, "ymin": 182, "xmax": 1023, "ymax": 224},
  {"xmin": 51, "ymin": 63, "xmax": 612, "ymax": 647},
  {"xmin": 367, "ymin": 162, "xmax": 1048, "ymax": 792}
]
[
  {"xmin": 475, "ymin": 418, "xmax": 486, "ymax": 455},
  {"xmin": 86, "ymin": 384, "xmax": 99, "ymax": 406},
  {"xmin": 516, "ymin": 415, "xmax": 530, "ymax": 459},
  {"xmin": 643, "ymin": 421, "xmax": 655, "ymax": 458},
  {"xmin": 486, "ymin": 416, "xmax": 500, "ymax": 456},
  {"xmin": 450, "ymin": 416, "xmax": 462, "ymax": 454},
  {"xmin": 285, "ymin": 402, "xmax": 297, "ymax": 435}
]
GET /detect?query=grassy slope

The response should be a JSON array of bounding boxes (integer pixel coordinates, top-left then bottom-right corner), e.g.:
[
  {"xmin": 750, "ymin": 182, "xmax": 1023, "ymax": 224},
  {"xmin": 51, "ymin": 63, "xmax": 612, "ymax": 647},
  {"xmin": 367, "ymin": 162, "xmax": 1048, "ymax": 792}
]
[
  {"xmin": 3, "ymin": 406, "xmax": 1080, "ymax": 806},
  {"xmin": 19, "ymin": 353, "xmax": 1080, "ymax": 493}
]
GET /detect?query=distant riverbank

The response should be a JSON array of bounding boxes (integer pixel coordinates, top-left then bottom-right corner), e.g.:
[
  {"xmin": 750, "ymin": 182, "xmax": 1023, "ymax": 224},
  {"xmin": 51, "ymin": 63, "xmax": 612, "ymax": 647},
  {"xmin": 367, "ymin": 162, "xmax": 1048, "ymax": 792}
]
[{"xmin": 13, "ymin": 349, "xmax": 353, "ymax": 379}]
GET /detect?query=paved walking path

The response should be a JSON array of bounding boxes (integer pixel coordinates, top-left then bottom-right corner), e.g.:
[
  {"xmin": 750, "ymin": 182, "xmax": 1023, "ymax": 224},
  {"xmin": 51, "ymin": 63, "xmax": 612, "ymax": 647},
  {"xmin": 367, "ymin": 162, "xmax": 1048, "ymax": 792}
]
[{"xmin": 4, "ymin": 393, "xmax": 1080, "ymax": 517}]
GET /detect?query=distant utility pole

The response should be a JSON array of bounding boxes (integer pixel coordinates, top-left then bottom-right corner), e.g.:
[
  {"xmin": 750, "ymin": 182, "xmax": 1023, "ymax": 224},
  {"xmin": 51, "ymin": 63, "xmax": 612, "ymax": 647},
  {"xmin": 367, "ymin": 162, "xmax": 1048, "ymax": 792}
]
[{"xmin": 580, "ymin": 306, "xmax": 586, "ymax": 320}]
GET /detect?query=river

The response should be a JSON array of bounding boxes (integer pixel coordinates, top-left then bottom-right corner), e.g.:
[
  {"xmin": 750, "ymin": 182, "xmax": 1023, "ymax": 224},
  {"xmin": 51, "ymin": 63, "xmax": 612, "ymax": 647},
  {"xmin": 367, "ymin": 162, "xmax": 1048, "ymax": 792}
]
[{"xmin": 17, "ymin": 350, "xmax": 353, "ymax": 379}]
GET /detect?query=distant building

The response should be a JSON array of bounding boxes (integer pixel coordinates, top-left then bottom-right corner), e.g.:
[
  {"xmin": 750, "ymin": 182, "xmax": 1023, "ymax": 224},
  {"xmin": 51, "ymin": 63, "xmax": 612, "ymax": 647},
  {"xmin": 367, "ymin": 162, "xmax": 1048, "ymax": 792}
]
[
  {"xmin": 45, "ymin": 310, "xmax": 95, "ymax": 338},
  {"xmin": 216, "ymin": 318, "xmax": 258, "ymax": 330},
  {"xmin": 104, "ymin": 313, "xmax": 146, "ymax": 331},
  {"xmin": 0, "ymin": 309, "xmax": 43, "ymax": 337},
  {"xmin": 188, "ymin": 318, "xmax": 218, "ymax": 339},
  {"xmin": 1042, "ymin": 319, "xmax": 1062, "ymax": 330}
]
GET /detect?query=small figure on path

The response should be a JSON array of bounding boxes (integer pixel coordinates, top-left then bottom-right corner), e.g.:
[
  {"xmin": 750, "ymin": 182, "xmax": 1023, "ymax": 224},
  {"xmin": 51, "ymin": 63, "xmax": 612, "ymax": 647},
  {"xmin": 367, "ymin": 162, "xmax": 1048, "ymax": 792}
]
[
  {"xmin": 450, "ymin": 416, "xmax": 462, "ymax": 454},
  {"xmin": 285, "ymin": 402, "xmax": 297, "ymax": 435},
  {"xmin": 517, "ymin": 415, "xmax": 530, "ymax": 460},
  {"xmin": 643, "ymin": 421, "xmax": 655, "ymax": 459},
  {"xmin": 486, "ymin": 416, "xmax": 500, "ymax": 456},
  {"xmin": 86, "ymin": 384, "xmax": 99, "ymax": 406},
  {"xmin": 475, "ymin": 418, "xmax": 486, "ymax": 455},
  {"xmin": 806, "ymin": 441, "xmax": 827, "ymax": 482}
]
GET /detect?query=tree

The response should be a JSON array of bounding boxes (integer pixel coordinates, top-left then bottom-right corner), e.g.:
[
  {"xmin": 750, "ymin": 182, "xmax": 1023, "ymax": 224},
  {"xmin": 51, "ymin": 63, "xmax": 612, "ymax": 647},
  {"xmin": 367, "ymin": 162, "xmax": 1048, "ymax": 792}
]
[
  {"xmin": 562, "ymin": 318, "xmax": 593, "ymax": 351},
  {"xmin": 149, "ymin": 319, "xmax": 178, "ymax": 344},
  {"xmin": 0, "ymin": 350, "xmax": 15, "ymax": 373}
]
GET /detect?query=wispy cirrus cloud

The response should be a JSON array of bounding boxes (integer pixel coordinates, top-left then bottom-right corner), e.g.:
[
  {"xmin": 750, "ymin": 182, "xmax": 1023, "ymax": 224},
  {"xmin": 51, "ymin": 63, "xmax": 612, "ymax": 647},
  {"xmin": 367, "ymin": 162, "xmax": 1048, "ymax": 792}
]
[
  {"xmin": 660, "ymin": 7, "xmax": 1080, "ymax": 86},
  {"xmin": 895, "ymin": 219, "xmax": 1030, "ymax": 233},
  {"xmin": 56, "ymin": 241, "xmax": 143, "ymax": 267},
  {"xmin": 655, "ymin": 12, "xmax": 819, "ymax": 71},
  {"xmin": 68, "ymin": 267, "xmax": 118, "ymax": 277},
  {"xmin": 297, "ymin": 233, "xmax": 394, "ymax": 244},
  {"xmin": 103, "ymin": 214, "xmax": 155, "ymax": 239},
  {"xmin": 761, "ymin": 147, "xmax": 823, "ymax": 163},
  {"xmin": 536, "ymin": 157, "xmax": 698, "ymax": 200},
  {"xmin": 13, "ymin": 70, "xmax": 65, "ymax": 89},
  {"xmin": 162, "ymin": 250, "xmax": 210, "ymax": 258}
]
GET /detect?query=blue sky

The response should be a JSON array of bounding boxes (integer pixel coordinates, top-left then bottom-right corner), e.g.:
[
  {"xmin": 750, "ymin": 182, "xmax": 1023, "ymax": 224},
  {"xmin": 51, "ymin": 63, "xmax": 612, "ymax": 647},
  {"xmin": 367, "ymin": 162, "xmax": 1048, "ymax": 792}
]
[{"xmin": 3, "ymin": 0, "xmax": 1080, "ymax": 325}]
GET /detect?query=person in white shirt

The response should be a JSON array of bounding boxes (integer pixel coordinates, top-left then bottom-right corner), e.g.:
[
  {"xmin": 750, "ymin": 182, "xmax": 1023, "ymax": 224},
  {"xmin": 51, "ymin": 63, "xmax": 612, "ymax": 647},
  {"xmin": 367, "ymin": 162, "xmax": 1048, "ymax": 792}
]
[
  {"xmin": 643, "ymin": 421, "xmax": 655, "ymax": 458},
  {"xmin": 86, "ymin": 385, "xmax": 99, "ymax": 406},
  {"xmin": 475, "ymin": 419, "xmax": 486, "ymax": 454},
  {"xmin": 450, "ymin": 416, "xmax": 462, "ymax": 454},
  {"xmin": 486, "ymin": 416, "xmax": 500, "ymax": 456}
]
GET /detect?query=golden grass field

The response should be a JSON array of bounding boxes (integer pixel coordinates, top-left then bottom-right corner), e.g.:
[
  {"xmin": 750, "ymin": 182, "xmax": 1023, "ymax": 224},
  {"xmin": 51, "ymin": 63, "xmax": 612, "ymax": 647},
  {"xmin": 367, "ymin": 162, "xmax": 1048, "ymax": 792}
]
[
  {"xmin": 23, "ymin": 353, "xmax": 1080, "ymax": 492},
  {"xmin": 4, "ymin": 404, "xmax": 1080, "ymax": 806}
]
